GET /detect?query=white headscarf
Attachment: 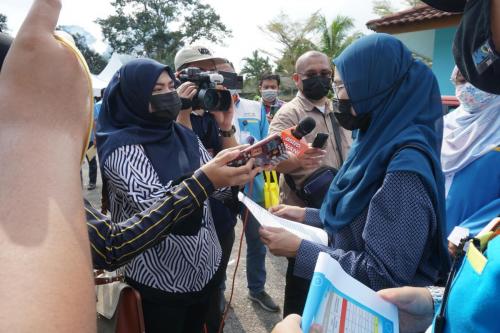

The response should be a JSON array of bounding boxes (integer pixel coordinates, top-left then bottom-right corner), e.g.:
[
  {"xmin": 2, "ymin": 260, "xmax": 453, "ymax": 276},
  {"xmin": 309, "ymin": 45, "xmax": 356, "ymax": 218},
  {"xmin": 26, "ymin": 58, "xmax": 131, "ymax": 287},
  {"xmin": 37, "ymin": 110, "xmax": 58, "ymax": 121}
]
[{"xmin": 442, "ymin": 67, "xmax": 500, "ymax": 193}]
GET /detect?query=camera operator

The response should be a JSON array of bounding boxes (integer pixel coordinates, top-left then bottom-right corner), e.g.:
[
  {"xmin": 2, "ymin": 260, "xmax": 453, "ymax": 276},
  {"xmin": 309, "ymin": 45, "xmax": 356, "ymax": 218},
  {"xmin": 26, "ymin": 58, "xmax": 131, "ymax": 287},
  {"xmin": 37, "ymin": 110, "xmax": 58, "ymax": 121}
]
[
  {"xmin": 174, "ymin": 45, "xmax": 241, "ymax": 333},
  {"xmin": 217, "ymin": 61, "xmax": 280, "ymax": 314}
]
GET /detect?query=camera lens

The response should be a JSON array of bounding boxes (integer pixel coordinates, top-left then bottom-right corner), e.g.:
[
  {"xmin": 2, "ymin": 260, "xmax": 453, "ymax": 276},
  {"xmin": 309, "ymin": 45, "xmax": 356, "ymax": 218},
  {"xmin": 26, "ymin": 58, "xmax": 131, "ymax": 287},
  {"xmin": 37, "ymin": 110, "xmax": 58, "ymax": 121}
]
[{"xmin": 198, "ymin": 89, "xmax": 219, "ymax": 110}]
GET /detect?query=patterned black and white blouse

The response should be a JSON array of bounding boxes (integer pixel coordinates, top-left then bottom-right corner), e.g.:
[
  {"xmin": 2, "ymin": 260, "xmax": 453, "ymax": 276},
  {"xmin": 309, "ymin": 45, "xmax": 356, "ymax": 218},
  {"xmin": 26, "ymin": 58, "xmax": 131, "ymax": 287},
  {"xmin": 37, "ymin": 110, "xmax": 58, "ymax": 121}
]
[{"xmin": 103, "ymin": 139, "xmax": 226, "ymax": 293}]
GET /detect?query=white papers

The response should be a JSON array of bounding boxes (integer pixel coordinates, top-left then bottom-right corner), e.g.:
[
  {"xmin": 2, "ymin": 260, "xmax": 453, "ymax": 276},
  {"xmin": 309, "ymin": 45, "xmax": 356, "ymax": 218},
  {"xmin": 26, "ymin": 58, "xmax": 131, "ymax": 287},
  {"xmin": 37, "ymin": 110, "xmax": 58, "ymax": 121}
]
[
  {"xmin": 238, "ymin": 192, "xmax": 328, "ymax": 246},
  {"xmin": 302, "ymin": 253, "xmax": 399, "ymax": 333}
]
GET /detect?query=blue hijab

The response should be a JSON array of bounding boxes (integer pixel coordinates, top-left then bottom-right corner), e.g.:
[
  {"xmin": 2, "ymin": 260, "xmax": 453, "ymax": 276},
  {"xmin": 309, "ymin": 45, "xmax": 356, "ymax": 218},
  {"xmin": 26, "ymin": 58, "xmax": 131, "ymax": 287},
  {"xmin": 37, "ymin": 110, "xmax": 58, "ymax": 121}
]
[
  {"xmin": 96, "ymin": 59, "xmax": 200, "ymax": 185},
  {"xmin": 320, "ymin": 34, "xmax": 448, "ymax": 268}
]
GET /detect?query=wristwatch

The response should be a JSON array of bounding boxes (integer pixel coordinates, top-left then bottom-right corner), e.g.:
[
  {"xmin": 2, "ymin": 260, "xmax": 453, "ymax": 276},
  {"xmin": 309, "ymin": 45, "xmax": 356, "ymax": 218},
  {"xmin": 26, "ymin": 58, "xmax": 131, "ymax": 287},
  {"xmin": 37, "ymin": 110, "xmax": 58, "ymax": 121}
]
[{"xmin": 219, "ymin": 125, "xmax": 236, "ymax": 137}]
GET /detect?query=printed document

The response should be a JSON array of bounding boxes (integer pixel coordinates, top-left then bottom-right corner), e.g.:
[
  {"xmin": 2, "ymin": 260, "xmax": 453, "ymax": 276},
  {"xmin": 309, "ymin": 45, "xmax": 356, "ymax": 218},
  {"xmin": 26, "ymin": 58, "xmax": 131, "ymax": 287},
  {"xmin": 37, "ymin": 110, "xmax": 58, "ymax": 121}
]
[
  {"xmin": 238, "ymin": 192, "xmax": 328, "ymax": 246},
  {"xmin": 302, "ymin": 253, "xmax": 399, "ymax": 333}
]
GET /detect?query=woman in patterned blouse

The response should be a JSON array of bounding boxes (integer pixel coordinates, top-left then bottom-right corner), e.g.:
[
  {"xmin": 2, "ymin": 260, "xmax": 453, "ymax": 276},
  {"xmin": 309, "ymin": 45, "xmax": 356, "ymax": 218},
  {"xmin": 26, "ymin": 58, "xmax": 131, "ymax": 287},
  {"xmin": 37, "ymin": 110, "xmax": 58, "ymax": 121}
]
[
  {"xmin": 96, "ymin": 59, "xmax": 256, "ymax": 333},
  {"xmin": 259, "ymin": 34, "xmax": 451, "ymax": 314}
]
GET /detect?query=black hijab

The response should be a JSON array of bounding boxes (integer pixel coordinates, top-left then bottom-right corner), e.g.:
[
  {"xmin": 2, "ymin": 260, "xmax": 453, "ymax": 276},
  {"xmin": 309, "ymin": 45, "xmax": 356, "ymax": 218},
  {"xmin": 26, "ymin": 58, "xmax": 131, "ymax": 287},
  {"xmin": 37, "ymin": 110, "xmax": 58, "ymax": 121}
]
[{"xmin": 96, "ymin": 58, "xmax": 200, "ymax": 185}]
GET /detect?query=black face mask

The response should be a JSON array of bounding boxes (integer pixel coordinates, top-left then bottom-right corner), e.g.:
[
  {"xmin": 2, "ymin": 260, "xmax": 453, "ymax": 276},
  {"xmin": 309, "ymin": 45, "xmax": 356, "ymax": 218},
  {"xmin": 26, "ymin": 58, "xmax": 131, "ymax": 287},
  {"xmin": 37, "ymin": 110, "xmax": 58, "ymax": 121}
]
[
  {"xmin": 333, "ymin": 98, "xmax": 371, "ymax": 132},
  {"xmin": 150, "ymin": 91, "xmax": 182, "ymax": 121},
  {"xmin": 302, "ymin": 76, "xmax": 331, "ymax": 101}
]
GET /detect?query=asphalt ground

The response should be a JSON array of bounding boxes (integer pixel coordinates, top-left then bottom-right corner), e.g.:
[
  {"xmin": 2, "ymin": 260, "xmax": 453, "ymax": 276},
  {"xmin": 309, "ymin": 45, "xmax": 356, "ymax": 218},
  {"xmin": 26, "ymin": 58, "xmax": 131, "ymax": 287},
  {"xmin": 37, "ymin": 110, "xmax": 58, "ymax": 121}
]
[{"xmin": 82, "ymin": 160, "xmax": 289, "ymax": 333}]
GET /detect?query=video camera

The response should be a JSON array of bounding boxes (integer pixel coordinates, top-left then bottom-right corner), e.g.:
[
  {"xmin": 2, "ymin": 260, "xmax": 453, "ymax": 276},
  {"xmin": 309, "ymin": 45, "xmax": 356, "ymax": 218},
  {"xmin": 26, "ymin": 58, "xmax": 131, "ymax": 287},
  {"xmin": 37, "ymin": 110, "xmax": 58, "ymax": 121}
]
[{"xmin": 177, "ymin": 67, "xmax": 226, "ymax": 111}]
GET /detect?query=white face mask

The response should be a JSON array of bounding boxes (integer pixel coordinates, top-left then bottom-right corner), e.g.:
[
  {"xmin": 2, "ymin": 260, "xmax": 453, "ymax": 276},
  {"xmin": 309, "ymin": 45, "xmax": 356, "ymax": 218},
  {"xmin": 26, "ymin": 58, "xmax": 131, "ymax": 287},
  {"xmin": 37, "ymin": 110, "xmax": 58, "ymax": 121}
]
[
  {"xmin": 455, "ymin": 82, "xmax": 497, "ymax": 113},
  {"xmin": 261, "ymin": 89, "xmax": 278, "ymax": 102}
]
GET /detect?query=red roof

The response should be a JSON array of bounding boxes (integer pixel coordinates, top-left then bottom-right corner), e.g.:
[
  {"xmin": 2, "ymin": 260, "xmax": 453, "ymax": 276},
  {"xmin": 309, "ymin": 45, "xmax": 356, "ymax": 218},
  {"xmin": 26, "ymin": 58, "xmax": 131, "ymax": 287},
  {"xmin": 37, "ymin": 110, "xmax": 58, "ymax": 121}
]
[{"xmin": 366, "ymin": 4, "xmax": 461, "ymax": 31}]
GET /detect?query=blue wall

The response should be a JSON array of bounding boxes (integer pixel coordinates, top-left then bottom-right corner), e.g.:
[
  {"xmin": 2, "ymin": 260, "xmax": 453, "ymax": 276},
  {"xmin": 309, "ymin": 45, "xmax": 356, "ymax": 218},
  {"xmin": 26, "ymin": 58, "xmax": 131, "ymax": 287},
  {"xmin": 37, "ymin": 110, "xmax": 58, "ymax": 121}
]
[{"xmin": 432, "ymin": 27, "xmax": 457, "ymax": 95}]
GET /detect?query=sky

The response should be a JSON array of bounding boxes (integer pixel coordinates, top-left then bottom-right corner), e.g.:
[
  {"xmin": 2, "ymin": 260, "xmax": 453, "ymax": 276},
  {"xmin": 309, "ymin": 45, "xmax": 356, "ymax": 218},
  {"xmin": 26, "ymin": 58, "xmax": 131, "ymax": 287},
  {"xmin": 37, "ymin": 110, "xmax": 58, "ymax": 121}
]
[{"xmin": 2, "ymin": 0, "xmax": 385, "ymax": 72}]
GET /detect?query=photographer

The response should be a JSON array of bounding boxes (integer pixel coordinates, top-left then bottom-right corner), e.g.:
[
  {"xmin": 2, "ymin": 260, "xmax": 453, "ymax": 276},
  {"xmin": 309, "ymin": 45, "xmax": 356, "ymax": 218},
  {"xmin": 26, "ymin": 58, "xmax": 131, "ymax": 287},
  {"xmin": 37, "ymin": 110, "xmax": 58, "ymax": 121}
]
[
  {"xmin": 174, "ymin": 45, "xmax": 241, "ymax": 333},
  {"xmin": 217, "ymin": 61, "xmax": 280, "ymax": 313}
]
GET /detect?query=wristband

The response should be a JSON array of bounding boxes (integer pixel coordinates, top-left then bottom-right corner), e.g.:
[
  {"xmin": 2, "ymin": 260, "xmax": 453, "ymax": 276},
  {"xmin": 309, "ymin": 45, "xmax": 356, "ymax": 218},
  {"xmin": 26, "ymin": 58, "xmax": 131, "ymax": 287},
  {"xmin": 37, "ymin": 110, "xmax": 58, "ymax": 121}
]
[{"xmin": 219, "ymin": 125, "xmax": 236, "ymax": 137}]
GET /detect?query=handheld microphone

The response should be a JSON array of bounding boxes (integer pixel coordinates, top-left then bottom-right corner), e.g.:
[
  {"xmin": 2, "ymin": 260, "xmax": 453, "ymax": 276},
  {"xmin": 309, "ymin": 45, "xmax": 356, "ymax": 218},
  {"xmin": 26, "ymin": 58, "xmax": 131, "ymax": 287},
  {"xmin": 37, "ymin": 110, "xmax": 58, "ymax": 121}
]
[
  {"xmin": 291, "ymin": 117, "xmax": 316, "ymax": 139},
  {"xmin": 281, "ymin": 116, "xmax": 316, "ymax": 156}
]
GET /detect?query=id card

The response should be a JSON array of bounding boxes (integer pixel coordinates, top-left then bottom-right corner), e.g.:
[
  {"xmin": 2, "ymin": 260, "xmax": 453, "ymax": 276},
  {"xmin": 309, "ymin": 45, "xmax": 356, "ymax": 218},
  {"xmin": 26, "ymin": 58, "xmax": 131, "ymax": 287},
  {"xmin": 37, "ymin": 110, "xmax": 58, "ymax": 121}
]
[{"xmin": 472, "ymin": 38, "xmax": 500, "ymax": 74}]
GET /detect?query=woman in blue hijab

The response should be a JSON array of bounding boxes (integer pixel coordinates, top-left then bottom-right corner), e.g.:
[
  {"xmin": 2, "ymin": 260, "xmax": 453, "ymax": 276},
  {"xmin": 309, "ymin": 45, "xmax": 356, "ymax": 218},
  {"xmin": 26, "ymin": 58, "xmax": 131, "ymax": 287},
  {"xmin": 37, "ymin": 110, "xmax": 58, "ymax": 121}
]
[
  {"xmin": 96, "ymin": 59, "xmax": 237, "ymax": 333},
  {"xmin": 261, "ymin": 34, "xmax": 450, "ymax": 299}
]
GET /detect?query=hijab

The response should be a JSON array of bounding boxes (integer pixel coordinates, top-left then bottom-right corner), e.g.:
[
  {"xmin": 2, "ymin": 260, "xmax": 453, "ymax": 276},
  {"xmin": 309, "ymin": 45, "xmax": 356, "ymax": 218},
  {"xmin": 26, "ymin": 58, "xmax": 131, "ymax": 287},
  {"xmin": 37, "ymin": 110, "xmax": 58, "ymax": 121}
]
[
  {"xmin": 320, "ymin": 34, "xmax": 448, "ymax": 271},
  {"xmin": 442, "ymin": 67, "xmax": 500, "ymax": 191},
  {"xmin": 96, "ymin": 59, "xmax": 200, "ymax": 185}
]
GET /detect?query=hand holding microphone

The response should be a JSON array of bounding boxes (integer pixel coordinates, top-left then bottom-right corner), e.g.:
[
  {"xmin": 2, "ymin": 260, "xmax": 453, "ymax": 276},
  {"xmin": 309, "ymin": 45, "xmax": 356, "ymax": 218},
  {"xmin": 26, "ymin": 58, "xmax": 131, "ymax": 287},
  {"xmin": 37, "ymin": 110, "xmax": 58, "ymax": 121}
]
[{"xmin": 281, "ymin": 117, "xmax": 326, "ymax": 169}]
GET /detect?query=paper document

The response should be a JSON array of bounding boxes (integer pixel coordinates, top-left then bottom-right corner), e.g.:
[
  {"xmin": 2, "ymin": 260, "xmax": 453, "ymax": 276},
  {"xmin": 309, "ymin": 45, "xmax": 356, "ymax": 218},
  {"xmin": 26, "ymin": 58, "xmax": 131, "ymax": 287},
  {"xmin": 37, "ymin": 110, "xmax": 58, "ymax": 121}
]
[
  {"xmin": 238, "ymin": 192, "xmax": 328, "ymax": 246},
  {"xmin": 302, "ymin": 253, "xmax": 399, "ymax": 333}
]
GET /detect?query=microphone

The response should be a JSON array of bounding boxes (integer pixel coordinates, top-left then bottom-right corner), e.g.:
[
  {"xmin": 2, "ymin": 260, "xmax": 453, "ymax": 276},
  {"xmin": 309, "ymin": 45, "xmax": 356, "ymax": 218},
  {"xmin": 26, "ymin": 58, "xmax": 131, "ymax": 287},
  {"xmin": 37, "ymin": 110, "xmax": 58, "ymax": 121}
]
[
  {"xmin": 281, "ymin": 116, "xmax": 316, "ymax": 156},
  {"xmin": 291, "ymin": 117, "xmax": 316, "ymax": 140}
]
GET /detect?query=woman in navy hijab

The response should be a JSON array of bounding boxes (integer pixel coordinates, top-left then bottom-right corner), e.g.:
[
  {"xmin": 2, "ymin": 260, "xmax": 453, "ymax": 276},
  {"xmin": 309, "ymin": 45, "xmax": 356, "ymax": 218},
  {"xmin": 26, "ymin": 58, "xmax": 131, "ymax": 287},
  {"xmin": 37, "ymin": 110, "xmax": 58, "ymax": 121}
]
[
  {"xmin": 96, "ymin": 59, "xmax": 230, "ymax": 332},
  {"xmin": 261, "ymin": 34, "xmax": 450, "ymax": 305}
]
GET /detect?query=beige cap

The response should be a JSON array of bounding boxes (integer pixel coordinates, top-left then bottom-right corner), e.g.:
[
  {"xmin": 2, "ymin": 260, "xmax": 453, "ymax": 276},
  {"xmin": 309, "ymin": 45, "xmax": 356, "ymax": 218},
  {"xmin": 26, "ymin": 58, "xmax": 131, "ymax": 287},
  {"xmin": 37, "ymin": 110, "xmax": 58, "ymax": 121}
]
[{"xmin": 174, "ymin": 44, "xmax": 227, "ymax": 71}]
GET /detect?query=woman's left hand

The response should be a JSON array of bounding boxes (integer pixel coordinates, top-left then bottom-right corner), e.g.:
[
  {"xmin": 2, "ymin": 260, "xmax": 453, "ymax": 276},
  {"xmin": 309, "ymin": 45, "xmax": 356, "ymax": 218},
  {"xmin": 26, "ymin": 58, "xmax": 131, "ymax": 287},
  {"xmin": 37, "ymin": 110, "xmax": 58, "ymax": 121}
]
[{"xmin": 259, "ymin": 226, "xmax": 302, "ymax": 257}]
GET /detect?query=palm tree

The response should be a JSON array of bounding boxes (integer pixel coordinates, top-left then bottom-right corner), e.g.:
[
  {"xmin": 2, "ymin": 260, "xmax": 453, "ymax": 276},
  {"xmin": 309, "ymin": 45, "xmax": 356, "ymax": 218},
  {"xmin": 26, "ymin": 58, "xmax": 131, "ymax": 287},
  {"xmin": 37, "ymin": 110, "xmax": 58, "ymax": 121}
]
[
  {"xmin": 241, "ymin": 50, "xmax": 273, "ymax": 81},
  {"xmin": 260, "ymin": 11, "xmax": 321, "ymax": 75},
  {"xmin": 318, "ymin": 15, "xmax": 363, "ymax": 60}
]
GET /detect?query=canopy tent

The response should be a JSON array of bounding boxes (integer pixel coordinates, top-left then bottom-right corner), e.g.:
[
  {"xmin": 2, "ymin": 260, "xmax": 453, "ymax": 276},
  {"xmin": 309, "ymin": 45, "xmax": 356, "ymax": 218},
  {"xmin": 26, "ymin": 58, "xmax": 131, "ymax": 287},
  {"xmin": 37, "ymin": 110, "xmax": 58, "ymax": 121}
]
[{"xmin": 92, "ymin": 53, "xmax": 135, "ymax": 96}]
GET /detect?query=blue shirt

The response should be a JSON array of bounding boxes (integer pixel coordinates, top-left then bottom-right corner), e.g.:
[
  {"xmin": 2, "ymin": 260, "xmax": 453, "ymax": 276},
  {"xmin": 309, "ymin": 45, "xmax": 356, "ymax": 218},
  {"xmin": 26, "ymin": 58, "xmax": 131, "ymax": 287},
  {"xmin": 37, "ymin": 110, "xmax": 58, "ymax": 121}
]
[
  {"xmin": 233, "ymin": 97, "xmax": 270, "ymax": 204},
  {"xmin": 295, "ymin": 172, "xmax": 441, "ymax": 291},
  {"xmin": 446, "ymin": 147, "xmax": 500, "ymax": 236},
  {"xmin": 92, "ymin": 100, "xmax": 102, "ymax": 143}
]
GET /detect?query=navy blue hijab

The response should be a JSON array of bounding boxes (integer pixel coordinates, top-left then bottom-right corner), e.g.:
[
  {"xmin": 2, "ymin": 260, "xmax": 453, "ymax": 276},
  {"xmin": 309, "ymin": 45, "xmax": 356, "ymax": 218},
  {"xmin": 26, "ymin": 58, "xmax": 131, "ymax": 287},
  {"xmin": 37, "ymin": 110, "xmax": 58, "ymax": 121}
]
[
  {"xmin": 320, "ymin": 34, "xmax": 449, "ymax": 269},
  {"xmin": 96, "ymin": 59, "xmax": 200, "ymax": 185}
]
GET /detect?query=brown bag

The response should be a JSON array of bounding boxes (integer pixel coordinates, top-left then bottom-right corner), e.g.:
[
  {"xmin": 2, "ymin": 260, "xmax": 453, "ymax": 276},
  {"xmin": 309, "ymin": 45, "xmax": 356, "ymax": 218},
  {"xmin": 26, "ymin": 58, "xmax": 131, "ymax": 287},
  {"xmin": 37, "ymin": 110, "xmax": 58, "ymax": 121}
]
[{"xmin": 95, "ymin": 271, "xmax": 145, "ymax": 333}]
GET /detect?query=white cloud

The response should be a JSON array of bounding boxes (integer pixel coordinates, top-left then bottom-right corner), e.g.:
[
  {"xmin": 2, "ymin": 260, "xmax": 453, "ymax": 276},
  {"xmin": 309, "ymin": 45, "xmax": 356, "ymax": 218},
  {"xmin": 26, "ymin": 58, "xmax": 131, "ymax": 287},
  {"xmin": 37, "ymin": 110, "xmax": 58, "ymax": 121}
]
[{"xmin": 2, "ymin": 0, "xmax": 378, "ymax": 70}]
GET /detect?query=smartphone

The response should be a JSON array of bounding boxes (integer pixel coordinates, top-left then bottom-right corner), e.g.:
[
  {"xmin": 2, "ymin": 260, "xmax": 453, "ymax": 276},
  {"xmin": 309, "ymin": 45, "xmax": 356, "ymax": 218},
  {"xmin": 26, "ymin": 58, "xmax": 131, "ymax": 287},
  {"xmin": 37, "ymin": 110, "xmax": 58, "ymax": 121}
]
[
  {"xmin": 269, "ymin": 105, "xmax": 280, "ymax": 118},
  {"xmin": 312, "ymin": 132, "xmax": 329, "ymax": 149},
  {"xmin": 227, "ymin": 134, "xmax": 289, "ymax": 167}
]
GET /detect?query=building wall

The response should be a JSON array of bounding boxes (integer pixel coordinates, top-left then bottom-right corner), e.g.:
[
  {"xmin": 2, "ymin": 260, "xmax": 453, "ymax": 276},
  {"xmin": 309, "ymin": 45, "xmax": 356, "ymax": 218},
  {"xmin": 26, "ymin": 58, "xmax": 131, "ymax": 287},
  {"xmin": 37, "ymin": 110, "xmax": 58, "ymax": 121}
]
[
  {"xmin": 432, "ymin": 27, "xmax": 458, "ymax": 95},
  {"xmin": 395, "ymin": 30, "xmax": 435, "ymax": 60}
]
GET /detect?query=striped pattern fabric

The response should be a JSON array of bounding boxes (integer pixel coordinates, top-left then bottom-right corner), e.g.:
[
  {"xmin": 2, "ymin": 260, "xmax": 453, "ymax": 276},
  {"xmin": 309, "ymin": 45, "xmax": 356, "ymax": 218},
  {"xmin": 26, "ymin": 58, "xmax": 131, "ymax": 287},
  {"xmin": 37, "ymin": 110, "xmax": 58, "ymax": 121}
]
[
  {"xmin": 86, "ymin": 168, "xmax": 215, "ymax": 271},
  {"xmin": 103, "ymin": 140, "xmax": 223, "ymax": 293}
]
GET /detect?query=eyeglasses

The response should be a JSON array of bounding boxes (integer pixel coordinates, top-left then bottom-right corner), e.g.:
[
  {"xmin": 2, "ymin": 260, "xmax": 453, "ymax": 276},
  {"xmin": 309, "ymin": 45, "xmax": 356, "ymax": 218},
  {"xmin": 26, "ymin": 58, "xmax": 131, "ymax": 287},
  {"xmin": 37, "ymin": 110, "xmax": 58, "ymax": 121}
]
[{"xmin": 298, "ymin": 70, "xmax": 333, "ymax": 80}]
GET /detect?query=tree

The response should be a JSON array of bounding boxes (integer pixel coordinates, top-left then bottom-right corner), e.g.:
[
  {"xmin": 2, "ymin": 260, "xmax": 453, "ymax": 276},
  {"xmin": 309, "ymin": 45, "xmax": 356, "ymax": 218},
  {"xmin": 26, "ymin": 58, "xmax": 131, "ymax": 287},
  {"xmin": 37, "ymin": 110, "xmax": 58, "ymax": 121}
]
[
  {"xmin": 373, "ymin": 0, "xmax": 425, "ymax": 17},
  {"xmin": 260, "ymin": 11, "xmax": 321, "ymax": 75},
  {"xmin": 372, "ymin": 0, "xmax": 397, "ymax": 16},
  {"xmin": 0, "ymin": 13, "xmax": 8, "ymax": 33},
  {"xmin": 318, "ymin": 15, "xmax": 363, "ymax": 59},
  {"xmin": 241, "ymin": 50, "xmax": 273, "ymax": 81},
  {"xmin": 59, "ymin": 26, "xmax": 107, "ymax": 74},
  {"xmin": 97, "ymin": 0, "xmax": 231, "ymax": 66},
  {"xmin": 403, "ymin": 0, "xmax": 424, "ymax": 7},
  {"xmin": 240, "ymin": 50, "xmax": 273, "ymax": 96}
]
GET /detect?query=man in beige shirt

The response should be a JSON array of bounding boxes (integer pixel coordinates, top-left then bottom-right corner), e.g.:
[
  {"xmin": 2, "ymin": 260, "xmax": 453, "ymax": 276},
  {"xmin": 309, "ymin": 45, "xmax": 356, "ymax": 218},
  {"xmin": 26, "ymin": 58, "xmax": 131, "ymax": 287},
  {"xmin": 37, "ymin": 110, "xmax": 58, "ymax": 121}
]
[
  {"xmin": 269, "ymin": 50, "xmax": 352, "ymax": 316},
  {"xmin": 270, "ymin": 51, "xmax": 352, "ymax": 207}
]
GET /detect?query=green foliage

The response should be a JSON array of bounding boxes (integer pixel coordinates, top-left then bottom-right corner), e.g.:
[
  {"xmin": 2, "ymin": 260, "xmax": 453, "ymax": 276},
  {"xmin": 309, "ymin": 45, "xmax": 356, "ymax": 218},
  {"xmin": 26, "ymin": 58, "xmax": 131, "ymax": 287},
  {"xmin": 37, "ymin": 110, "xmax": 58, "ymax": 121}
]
[
  {"xmin": 59, "ymin": 26, "xmax": 107, "ymax": 74},
  {"xmin": 373, "ymin": 0, "xmax": 425, "ymax": 17},
  {"xmin": 0, "ymin": 13, "xmax": 8, "ymax": 33},
  {"xmin": 260, "ymin": 11, "xmax": 321, "ymax": 75},
  {"xmin": 241, "ymin": 50, "xmax": 273, "ymax": 81},
  {"xmin": 97, "ymin": 0, "xmax": 231, "ymax": 66},
  {"xmin": 318, "ymin": 15, "xmax": 363, "ymax": 59},
  {"xmin": 241, "ymin": 50, "xmax": 273, "ymax": 95},
  {"xmin": 403, "ymin": 0, "xmax": 424, "ymax": 7},
  {"xmin": 372, "ymin": 0, "xmax": 396, "ymax": 16}
]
